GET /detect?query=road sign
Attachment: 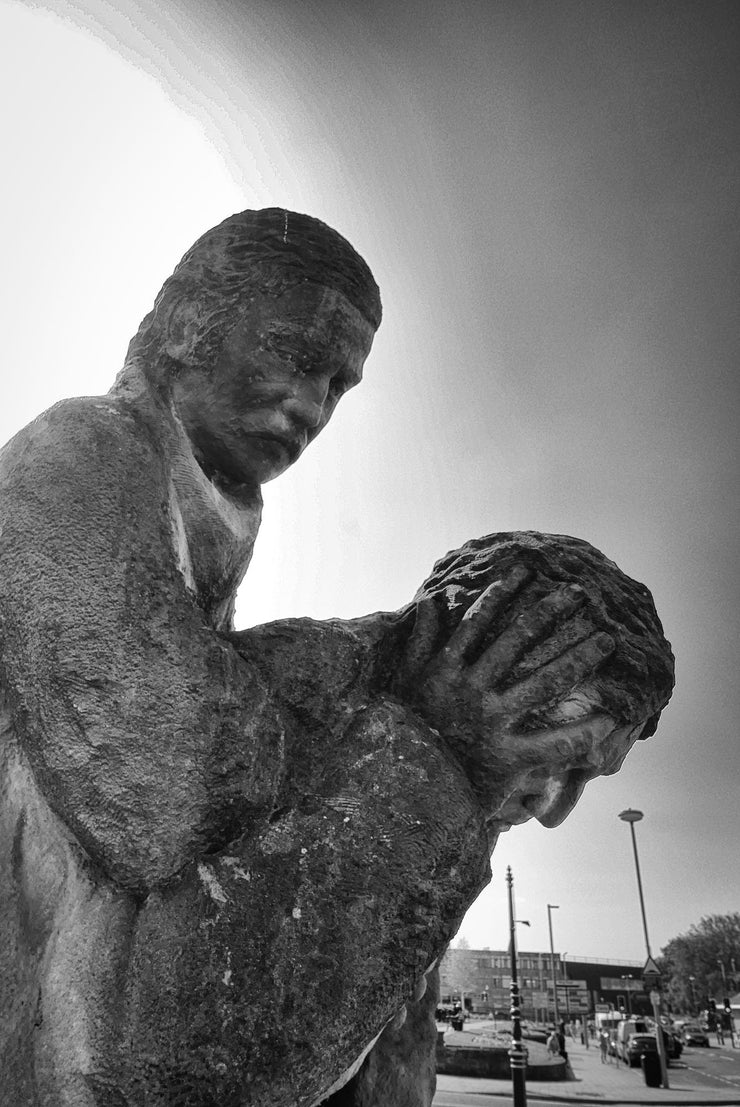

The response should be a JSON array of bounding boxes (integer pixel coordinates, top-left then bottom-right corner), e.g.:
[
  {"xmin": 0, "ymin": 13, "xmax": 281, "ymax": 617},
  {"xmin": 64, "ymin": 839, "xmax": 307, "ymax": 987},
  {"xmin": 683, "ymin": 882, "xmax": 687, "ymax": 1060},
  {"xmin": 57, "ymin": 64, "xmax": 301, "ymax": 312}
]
[{"xmin": 643, "ymin": 955, "xmax": 662, "ymax": 990}]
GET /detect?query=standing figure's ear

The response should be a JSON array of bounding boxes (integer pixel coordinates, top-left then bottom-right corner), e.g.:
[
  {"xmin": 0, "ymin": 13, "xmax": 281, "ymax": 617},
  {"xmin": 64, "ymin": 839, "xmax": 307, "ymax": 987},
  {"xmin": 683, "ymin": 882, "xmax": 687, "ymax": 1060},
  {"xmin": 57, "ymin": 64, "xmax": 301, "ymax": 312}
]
[{"xmin": 163, "ymin": 300, "xmax": 201, "ymax": 364}]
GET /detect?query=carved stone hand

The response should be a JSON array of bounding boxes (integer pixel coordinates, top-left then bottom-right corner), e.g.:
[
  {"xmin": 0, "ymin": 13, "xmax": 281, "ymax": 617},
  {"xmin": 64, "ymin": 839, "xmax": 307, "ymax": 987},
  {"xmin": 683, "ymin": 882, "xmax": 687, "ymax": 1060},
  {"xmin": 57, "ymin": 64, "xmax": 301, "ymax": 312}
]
[{"xmin": 399, "ymin": 565, "xmax": 613, "ymax": 741}]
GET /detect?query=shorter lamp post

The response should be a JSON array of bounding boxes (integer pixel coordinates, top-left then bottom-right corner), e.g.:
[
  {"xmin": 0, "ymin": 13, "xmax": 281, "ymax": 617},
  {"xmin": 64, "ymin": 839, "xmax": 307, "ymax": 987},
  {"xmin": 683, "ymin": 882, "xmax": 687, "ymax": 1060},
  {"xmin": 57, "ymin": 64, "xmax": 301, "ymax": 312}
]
[
  {"xmin": 716, "ymin": 961, "xmax": 736, "ymax": 1045},
  {"xmin": 562, "ymin": 952, "xmax": 572, "ymax": 1024},
  {"xmin": 688, "ymin": 976, "xmax": 696, "ymax": 1017},
  {"xmin": 547, "ymin": 904, "xmax": 560, "ymax": 1026},
  {"xmin": 507, "ymin": 866, "xmax": 527, "ymax": 1107},
  {"xmin": 621, "ymin": 975, "xmax": 634, "ymax": 1016}
]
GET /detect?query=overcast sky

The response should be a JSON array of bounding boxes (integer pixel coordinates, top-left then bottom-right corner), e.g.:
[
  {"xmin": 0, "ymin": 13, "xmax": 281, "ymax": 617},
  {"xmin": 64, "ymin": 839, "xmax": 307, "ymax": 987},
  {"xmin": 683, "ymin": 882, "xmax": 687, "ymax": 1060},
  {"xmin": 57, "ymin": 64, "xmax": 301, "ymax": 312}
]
[{"xmin": 2, "ymin": 0, "xmax": 737, "ymax": 965}]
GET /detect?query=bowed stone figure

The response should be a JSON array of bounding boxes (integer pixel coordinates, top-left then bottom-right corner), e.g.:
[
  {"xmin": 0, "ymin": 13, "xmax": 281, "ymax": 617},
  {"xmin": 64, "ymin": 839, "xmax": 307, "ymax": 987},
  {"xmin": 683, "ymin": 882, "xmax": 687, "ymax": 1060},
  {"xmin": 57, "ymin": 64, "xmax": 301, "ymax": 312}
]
[{"xmin": 0, "ymin": 209, "xmax": 674, "ymax": 1106}]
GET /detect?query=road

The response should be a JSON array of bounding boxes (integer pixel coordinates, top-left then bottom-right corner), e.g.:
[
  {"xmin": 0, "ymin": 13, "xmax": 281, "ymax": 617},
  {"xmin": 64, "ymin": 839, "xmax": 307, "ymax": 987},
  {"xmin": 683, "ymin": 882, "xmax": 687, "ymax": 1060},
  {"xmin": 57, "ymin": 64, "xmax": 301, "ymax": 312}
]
[
  {"xmin": 676, "ymin": 1041, "xmax": 740, "ymax": 1095},
  {"xmin": 433, "ymin": 1041, "xmax": 740, "ymax": 1106}
]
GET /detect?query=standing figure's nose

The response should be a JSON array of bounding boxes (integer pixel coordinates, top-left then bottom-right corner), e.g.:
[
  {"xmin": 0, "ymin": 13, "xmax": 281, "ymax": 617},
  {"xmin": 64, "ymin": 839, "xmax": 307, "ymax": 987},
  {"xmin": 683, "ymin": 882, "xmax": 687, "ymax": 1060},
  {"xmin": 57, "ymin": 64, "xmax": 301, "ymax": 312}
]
[{"xmin": 284, "ymin": 376, "xmax": 329, "ymax": 429}]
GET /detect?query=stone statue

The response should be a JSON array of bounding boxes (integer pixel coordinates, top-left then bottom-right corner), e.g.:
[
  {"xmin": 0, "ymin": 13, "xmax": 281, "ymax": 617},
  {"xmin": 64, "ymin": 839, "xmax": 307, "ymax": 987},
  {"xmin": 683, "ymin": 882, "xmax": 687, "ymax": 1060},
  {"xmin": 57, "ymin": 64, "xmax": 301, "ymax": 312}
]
[{"xmin": 0, "ymin": 209, "xmax": 674, "ymax": 1106}]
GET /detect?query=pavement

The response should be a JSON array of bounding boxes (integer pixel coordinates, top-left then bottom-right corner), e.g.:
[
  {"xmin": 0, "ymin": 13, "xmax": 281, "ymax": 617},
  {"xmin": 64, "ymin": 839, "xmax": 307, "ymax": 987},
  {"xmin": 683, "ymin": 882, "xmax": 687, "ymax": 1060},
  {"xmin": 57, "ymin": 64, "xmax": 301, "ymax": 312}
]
[{"xmin": 435, "ymin": 1023, "xmax": 740, "ymax": 1106}]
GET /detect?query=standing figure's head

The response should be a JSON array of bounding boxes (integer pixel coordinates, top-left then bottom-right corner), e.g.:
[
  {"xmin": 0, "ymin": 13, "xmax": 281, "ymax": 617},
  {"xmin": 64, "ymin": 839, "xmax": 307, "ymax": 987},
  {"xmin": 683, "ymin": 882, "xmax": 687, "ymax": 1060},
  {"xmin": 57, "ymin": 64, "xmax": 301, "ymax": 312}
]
[{"xmin": 115, "ymin": 209, "xmax": 381, "ymax": 489}]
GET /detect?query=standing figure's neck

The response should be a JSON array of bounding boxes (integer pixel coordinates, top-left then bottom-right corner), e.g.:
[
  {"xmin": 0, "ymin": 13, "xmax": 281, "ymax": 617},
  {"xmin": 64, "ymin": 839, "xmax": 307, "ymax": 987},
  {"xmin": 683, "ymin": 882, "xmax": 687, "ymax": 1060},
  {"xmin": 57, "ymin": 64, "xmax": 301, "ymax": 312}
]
[{"xmin": 167, "ymin": 413, "xmax": 263, "ymax": 631}]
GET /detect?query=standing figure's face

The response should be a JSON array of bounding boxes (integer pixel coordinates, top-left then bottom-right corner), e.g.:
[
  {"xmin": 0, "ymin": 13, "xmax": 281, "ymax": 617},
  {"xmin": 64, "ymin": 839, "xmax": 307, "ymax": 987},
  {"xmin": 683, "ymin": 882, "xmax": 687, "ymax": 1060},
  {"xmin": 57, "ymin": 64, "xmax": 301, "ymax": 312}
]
[{"xmin": 170, "ymin": 284, "xmax": 375, "ymax": 489}]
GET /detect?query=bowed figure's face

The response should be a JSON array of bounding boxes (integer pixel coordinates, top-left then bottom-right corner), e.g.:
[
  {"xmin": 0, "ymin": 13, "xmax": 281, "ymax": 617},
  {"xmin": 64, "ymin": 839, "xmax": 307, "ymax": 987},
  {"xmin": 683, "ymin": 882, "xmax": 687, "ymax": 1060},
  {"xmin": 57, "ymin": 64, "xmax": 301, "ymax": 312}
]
[
  {"xmin": 484, "ymin": 708, "xmax": 646, "ymax": 840},
  {"xmin": 170, "ymin": 284, "xmax": 375, "ymax": 489}
]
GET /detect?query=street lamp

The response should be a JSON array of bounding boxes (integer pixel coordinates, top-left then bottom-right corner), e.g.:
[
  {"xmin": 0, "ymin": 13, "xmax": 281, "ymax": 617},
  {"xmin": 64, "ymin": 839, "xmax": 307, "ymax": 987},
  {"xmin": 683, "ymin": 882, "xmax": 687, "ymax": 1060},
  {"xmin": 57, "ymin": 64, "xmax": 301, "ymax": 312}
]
[
  {"xmin": 515, "ymin": 920, "xmax": 532, "ymax": 1021},
  {"xmin": 621, "ymin": 975, "xmax": 634, "ymax": 1016},
  {"xmin": 562, "ymin": 952, "xmax": 572, "ymax": 1023},
  {"xmin": 506, "ymin": 866, "xmax": 527, "ymax": 1107},
  {"xmin": 618, "ymin": 808, "xmax": 669, "ymax": 1089},
  {"xmin": 688, "ymin": 975, "xmax": 696, "ymax": 1017},
  {"xmin": 617, "ymin": 809, "xmax": 652, "ymax": 956},
  {"xmin": 547, "ymin": 904, "xmax": 560, "ymax": 1026}
]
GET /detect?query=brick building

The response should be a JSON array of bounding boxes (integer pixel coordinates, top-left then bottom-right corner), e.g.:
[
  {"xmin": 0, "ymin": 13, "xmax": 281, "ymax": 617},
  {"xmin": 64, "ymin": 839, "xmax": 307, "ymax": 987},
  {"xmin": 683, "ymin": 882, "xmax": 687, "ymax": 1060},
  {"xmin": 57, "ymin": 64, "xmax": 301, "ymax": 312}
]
[{"xmin": 439, "ymin": 946, "xmax": 648, "ymax": 1021}]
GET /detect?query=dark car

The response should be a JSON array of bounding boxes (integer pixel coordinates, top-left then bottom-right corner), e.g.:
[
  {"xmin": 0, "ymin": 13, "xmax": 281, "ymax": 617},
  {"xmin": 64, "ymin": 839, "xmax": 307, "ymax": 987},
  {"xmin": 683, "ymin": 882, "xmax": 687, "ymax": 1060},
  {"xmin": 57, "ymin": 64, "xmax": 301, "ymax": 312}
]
[
  {"xmin": 682, "ymin": 1024, "xmax": 710, "ymax": 1047},
  {"xmin": 625, "ymin": 1033, "xmax": 659, "ymax": 1067},
  {"xmin": 662, "ymin": 1028, "xmax": 683, "ymax": 1060}
]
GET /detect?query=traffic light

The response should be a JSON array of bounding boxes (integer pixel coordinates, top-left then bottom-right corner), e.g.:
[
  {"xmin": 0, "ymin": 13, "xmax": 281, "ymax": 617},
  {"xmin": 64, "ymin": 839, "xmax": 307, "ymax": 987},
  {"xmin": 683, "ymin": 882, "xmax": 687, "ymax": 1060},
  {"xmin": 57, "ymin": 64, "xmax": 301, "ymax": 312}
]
[{"xmin": 707, "ymin": 998, "xmax": 718, "ymax": 1029}]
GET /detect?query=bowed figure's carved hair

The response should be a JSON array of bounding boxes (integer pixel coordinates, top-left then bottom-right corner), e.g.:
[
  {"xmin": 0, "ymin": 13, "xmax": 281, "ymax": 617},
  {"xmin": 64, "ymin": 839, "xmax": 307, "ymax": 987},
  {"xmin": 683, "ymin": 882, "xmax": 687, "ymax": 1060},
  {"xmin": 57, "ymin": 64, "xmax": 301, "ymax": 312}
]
[{"xmin": 412, "ymin": 530, "xmax": 675, "ymax": 740}]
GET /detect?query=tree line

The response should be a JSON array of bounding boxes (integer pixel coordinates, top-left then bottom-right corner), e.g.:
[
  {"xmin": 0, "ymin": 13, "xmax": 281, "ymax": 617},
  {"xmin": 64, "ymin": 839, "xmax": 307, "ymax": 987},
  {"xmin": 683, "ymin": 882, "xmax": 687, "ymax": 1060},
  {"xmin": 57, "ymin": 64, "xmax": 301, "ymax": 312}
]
[{"xmin": 658, "ymin": 912, "xmax": 740, "ymax": 1014}]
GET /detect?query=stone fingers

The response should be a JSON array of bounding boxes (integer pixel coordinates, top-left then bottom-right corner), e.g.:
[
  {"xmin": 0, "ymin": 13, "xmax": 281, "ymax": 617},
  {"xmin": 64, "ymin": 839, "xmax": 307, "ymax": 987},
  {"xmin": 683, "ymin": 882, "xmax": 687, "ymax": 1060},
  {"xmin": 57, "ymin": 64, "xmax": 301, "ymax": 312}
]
[
  {"xmin": 441, "ymin": 565, "xmax": 531, "ymax": 667},
  {"xmin": 491, "ymin": 630, "xmax": 615, "ymax": 711},
  {"xmin": 496, "ymin": 712, "xmax": 617, "ymax": 764},
  {"xmin": 403, "ymin": 596, "xmax": 442, "ymax": 683},
  {"xmin": 470, "ymin": 582, "xmax": 590, "ymax": 684}
]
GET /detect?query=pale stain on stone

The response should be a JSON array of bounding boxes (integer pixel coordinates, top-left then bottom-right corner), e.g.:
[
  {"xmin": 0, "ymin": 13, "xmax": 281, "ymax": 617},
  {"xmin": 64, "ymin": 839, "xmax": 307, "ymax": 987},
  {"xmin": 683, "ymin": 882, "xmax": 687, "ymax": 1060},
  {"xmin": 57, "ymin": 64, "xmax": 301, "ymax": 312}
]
[
  {"xmin": 220, "ymin": 856, "xmax": 251, "ymax": 881},
  {"xmin": 197, "ymin": 862, "xmax": 228, "ymax": 904}
]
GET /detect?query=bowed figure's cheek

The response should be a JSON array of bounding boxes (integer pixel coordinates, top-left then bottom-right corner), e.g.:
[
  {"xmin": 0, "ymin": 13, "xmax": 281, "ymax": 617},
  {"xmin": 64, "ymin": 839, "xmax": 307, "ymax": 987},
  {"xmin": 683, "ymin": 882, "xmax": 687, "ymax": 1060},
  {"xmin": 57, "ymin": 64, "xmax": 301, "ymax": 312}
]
[{"xmin": 484, "ymin": 719, "xmax": 645, "ymax": 833}]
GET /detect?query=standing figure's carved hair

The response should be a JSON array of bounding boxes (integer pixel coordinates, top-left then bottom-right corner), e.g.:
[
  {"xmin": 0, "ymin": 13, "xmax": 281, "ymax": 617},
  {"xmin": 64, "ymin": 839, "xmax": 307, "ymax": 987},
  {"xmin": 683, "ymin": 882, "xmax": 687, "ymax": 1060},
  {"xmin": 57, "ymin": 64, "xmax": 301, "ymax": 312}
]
[{"xmin": 116, "ymin": 208, "xmax": 382, "ymax": 392}]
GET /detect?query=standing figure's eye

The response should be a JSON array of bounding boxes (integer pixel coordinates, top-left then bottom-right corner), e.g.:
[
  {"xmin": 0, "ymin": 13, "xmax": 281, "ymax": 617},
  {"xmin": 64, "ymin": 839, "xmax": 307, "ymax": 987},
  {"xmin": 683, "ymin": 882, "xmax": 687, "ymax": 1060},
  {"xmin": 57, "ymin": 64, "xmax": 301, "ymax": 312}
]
[{"xmin": 264, "ymin": 333, "xmax": 301, "ymax": 362}]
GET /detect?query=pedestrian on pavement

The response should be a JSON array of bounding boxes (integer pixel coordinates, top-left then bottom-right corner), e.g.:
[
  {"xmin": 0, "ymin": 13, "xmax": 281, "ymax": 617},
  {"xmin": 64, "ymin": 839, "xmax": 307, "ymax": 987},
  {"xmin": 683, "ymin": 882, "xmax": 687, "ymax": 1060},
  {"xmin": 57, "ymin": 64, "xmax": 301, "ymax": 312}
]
[
  {"xmin": 599, "ymin": 1029, "xmax": 609, "ymax": 1063},
  {"xmin": 547, "ymin": 1029, "xmax": 560, "ymax": 1057},
  {"xmin": 557, "ymin": 1020, "xmax": 568, "ymax": 1061}
]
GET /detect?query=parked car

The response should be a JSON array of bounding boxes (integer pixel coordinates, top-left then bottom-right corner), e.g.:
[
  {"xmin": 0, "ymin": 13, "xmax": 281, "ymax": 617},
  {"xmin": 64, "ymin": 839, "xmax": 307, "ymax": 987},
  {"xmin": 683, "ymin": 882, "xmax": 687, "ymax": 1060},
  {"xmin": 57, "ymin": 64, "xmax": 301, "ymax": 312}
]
[
  {"xmin": 682, "ymin": 1024, "xmax": 710, "ymax": 1047},
  {"xmin": 624, "ymin": 1033, "xmax": 659, "ymax": 1067},
  {"xmin": 661, "ymin": 1027, "xmax": 683, "ymax": 1060},
  {"xmin": 520, "ymin": 1025, "xmax": 548, "ymax": 1044}
]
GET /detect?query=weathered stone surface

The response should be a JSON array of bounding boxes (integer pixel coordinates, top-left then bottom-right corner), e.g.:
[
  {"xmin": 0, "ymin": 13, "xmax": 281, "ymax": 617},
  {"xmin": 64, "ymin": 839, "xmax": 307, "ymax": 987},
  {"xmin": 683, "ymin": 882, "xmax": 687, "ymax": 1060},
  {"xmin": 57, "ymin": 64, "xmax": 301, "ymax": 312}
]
[
  {"xmin": 0, "ymin": 209, "xmax": 674, "ymax": 1105},
  {"xmin": 321, "ymin": 969, "xmax": 440, "ymax": 1107},
  {"xmin": 396, "ymin": 531, "xmax": 675, "ymax": 820},
  {"xmin": 412, "ymin": 530, "xmax": 673, "ymax": 736}
]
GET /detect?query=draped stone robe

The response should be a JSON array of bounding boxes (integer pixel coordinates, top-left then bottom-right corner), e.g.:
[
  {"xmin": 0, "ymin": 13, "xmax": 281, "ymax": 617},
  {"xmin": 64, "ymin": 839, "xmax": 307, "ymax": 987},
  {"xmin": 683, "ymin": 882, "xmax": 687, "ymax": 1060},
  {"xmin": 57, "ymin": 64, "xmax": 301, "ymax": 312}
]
[{"xmin": 0, "ymin": 394, "xmax": 490, "ymax": 1107}]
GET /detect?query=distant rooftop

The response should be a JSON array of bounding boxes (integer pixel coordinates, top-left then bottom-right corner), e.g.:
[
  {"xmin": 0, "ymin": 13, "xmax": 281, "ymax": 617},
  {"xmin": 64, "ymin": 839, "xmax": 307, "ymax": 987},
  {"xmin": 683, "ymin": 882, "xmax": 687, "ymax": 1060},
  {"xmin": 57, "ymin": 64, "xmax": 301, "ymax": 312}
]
[{"xmin": 446, "ymin": 948, "xmax": 643, "ymax": 967}]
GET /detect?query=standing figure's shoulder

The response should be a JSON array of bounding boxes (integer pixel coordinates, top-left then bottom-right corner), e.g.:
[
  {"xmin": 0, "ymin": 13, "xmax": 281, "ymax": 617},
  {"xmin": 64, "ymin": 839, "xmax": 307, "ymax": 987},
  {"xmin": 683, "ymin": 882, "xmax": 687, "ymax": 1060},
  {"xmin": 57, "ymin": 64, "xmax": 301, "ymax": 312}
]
[{"xmin": 0, "ymin": 394, "xmax": 167, "ymax": 501}]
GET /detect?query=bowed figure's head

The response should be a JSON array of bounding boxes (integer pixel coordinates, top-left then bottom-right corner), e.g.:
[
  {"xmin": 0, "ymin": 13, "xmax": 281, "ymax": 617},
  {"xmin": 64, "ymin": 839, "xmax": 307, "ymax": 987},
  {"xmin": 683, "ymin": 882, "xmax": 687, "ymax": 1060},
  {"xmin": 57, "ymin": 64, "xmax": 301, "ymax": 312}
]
[{"xmin": 412, "ymin": 531, "xmax": 675, "ymax": 836}]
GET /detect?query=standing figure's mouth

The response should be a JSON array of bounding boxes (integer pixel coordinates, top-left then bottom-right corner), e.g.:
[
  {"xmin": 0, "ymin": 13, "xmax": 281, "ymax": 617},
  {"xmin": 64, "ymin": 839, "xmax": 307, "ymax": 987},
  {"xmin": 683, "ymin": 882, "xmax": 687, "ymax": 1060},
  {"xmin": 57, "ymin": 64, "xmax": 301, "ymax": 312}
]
[{"xmin": 248, "ymin": 429, "xmax": 306, "ymax": 462}]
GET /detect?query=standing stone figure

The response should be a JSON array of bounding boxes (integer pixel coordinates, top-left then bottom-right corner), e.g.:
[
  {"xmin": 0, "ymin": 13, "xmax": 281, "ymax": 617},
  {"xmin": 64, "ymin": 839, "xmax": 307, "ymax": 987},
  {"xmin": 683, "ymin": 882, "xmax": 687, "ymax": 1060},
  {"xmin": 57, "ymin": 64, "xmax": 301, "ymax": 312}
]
[{"xmin": 0, "ymin": 209, "xmax": 673, "ymax": 1107}]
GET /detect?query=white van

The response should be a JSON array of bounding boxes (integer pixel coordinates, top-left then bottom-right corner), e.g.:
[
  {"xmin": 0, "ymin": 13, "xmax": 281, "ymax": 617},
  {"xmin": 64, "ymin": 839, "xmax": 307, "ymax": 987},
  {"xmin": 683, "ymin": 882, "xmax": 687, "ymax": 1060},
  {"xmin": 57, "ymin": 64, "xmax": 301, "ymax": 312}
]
[{"xmin": 616, "ymin": 1018, "xmax": 651, "ymax": 1061}]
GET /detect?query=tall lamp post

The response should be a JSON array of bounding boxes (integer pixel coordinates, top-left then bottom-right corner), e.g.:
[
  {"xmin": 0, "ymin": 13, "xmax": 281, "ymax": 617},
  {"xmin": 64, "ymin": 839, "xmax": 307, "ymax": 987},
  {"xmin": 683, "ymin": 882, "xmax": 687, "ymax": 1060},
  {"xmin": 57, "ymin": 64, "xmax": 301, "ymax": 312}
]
[
  {"xmin": 618, "ymin": 808, "xmax": 669, "ymax": 1089},
  {"xmin": 507, "ymin": 866, "xmax": 527, "ymax": 1107},
  {"xmin": 688, "ymin": 975, "xmax": 696, "ymax": 1016},
  {"xmin": 547, "ymin": 904, "xmax": 560, "ymax": 1026}
]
